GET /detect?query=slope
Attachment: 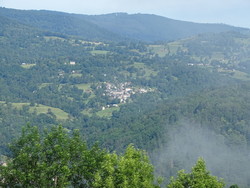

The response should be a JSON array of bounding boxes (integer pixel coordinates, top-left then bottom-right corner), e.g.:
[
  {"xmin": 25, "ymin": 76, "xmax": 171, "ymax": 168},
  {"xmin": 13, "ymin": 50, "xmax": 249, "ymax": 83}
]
[
  {"xmin": 78, "ymin": 13, "xmax": 248, "ymax": 42},
  {"xmin": 1, "ymin": 7, "xmax": 248, "ymax": 42},
  {"xmin": 0, "ymin": 7, "xmax": 123, "ymax": 41}
]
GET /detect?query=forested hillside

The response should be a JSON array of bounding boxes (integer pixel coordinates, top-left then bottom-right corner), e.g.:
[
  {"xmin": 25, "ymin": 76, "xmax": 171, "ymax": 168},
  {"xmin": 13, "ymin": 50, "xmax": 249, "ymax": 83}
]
[
  {"xmin": 1, "ymin": 7, "xmax": 248, "ymax": 42},
  {"xmin": 0, "ymin": 8, "xmax": 250, "ymax": 187},
  {"xmin": 82, "ymin": 13, "xmax": 248, "ymax": 42}
]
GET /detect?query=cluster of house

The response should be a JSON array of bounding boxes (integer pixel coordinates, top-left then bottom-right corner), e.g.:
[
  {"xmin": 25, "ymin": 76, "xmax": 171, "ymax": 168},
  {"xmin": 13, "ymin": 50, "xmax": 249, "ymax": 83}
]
[
  {"xmin": 104, "ymin": 82, "xmax": 150, "ymax": 105},
  {"xmin": 105, "ymin": 82, "xmax": 133, "ymax": 103},
  {"xmin": 187, "ymin": 63, "xmax": 207, "ymax": 66}
]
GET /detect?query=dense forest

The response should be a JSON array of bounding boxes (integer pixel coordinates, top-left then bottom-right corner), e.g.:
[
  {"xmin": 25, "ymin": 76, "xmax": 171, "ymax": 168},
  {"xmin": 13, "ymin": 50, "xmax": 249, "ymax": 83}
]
[
  {"xmin": 0, "ymin": 7, "xmax": 250, "ymax": 187},
  {"xmin": 0, "ymin": 7, "xmax": 248, "ymax": 42}
]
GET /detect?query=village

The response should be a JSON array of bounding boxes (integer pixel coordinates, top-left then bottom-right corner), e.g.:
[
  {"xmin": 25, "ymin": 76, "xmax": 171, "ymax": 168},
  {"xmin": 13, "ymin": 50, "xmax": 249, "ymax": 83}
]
[{"xmin": 101, "ymin": 82, "xmax": 150, "ymax": 110}]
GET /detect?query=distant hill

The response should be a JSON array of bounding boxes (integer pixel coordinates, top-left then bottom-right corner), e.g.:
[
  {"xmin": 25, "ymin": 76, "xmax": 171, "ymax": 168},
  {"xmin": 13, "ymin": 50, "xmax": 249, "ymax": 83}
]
[
  {"xmin": 0, "ymin": 14, "xmax": 40, "ymax": 38},
  {"xmin": 0, "ymin": 8, "xmax": 122, "ymax": 41},
  {"xmin": 80, "ymin": 13, "xmax": 248, "ymax": 42},
  {"xmin": 0, "ymin": 7, "xmax": 248, "ymax": 42}
]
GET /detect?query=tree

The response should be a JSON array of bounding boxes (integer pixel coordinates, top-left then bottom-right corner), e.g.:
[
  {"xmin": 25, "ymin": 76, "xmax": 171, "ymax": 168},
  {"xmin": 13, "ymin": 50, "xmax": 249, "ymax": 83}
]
[
  {"xmin": 0, "ymin": 125, "xmax": 160, "ymax": 187},
  {"xmin": 167, "ymin": 158, "xmax": 225, "ymax": 188},
  {"xmin": 0, "ymin": 125, "xmax": 72, "ymax": 187},
  {"xmin": 0, "ymin": 125, "xmax": 44, "ymax": 187},
  {"xmin": 93, "ymin": 144, "xmax": 161, "ymax": 188}
]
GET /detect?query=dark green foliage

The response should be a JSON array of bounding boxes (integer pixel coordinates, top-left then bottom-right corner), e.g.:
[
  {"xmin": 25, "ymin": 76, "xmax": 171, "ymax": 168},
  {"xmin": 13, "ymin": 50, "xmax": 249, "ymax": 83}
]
[
  {"xmin": 0, "ymin": 8, "xmax": 122, "ymax": 42},
  {"xmin": 0, "ymin": 8, "xmax": 248, "ymax": 42},
  {"xmin": 229, "ymin": 185, "xmax": 239, "ymax": 188},
  {"xmin": 83, "ymin": 13, "xmax": 247, "ymax": 42},
  {"xmin": 0, "ymin": 125, "xmax": 159, "ymax": 187}
]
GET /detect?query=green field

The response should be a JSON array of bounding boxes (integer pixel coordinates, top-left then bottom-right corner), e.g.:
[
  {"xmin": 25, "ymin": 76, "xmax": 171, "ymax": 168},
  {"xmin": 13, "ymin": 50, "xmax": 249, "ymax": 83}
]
[
  {"xmin": 39, "ymin": 83, "xmax": 52, "ymax": 89},
  {"xmin": 21, "ymin": 63, "xmax": 36, "ymax": 69},
  {"xmin": 70, "ymin": 73, "xmax": 82, "ymax": 78},
  {"xmin": 231, "ymin": 70, "xmax": 250, "ymax": 81},
  {"xmin": 44, "ymin": 36, "xmax": 66, "ymax": 41},
  {"xmin": 96, "ymin": 106, "xmax": 120, "ymax": 118},
  {"xmin": 90, "ymin": 50, "xmax": 109, "ymax": 55},
  {"xmin": 11, "ymin": 102, "xmax": 69, "ymax": 120},
  {"xmin": 81, "ymin": 109, "xmax": 93, "ymax": 116},
  {"xmin": 75, "ymin": 83, "xmax": 92, "ymax": 91}
]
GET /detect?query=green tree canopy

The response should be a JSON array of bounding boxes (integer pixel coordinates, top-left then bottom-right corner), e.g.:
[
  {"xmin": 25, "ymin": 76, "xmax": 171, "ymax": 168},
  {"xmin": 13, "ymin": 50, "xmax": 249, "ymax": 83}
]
[
  {"xmin": 93, "ymin": 144, "xmax": 161, "ymax": 188},
  {"xmin": 0, "ymin": 124, "xmax": 160, "ymax": 187},
  {"xmin": 167, "ymin": 158, "xmax": 225, "ymax": 188}
]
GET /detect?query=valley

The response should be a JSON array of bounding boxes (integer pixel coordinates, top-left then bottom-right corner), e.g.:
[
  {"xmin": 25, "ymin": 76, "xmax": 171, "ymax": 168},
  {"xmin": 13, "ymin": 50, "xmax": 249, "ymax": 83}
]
[{"xmin": 0, "ymin": 7, "xmax": 250, "ymax": 187}]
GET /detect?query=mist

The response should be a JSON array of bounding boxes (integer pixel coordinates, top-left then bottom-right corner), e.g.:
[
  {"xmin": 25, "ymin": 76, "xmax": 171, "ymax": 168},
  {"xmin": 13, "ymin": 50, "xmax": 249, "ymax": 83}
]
[{"xmin": 152, "ymin": 121, "xmax": 250, "ymax": 187}]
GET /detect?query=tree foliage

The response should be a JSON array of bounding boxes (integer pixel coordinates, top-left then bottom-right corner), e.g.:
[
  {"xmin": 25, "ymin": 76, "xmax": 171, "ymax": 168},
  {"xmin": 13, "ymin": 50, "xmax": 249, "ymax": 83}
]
[
  {"xmin": 167, "ymin": 158, "xmax": 225, "ymax": 188},
  {"xmin": 0, "ymin": 125, "xmax": 159, "ymax": 187}
]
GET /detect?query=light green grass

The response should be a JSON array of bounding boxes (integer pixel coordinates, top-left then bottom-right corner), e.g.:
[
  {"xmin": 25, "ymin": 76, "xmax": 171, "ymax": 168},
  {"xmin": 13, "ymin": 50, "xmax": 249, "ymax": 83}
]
[
  {"xmin": 75, "ymin": 83, "xmax": 92, "ymax": 91},
  {"xmin": 90, "ymin": 50, "xmax": 109, "ymax": 55},
  {"xmin": 96, "ymin": 106, "xmax": 120, "ymax": 118},
  {"xmin": 70, "ymin": 73, "xmax": 82, "ymax": 78},
  {"xmin": 44, "ymin": 36, "xmax": 66, "ymax": 41},
  {"xmin": 11, "ymin": 102, "xmax": 69, "ymax": 120},
  {"xmin": 39, "ymin": 83, "xmax": 51, "ymax": 89},
  {"xmin": 75, "ymin": 83, "xmax": 96, "ymax": 103},
  {"xmin": 31, "ymin": 105, "xmax": 69, "ymax": 120},
  {"xmin": 133, "ymin": 62, "xmax": 146, "ymax": 69},
  {"xmin": 11, "ymin": 102, "xmax": 29, "ymax": 109},
  {"xmin": 81, "ymin": 109, "xmax": 93, "ymax": 116},
  {"xmin": 21, "ymin": 64, "xmax": 36, "ymax": 69},
  {"xmin": 231, "ymin": 70, "xmax": 250, "ymax": 81}
]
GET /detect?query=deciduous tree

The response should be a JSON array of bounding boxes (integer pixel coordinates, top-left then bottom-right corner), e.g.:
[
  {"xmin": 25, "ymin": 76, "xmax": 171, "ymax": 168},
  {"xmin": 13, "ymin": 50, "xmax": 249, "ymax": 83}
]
[{"xmin": 167, "ymin": 158, "xmax": 225, "ymax": 188}]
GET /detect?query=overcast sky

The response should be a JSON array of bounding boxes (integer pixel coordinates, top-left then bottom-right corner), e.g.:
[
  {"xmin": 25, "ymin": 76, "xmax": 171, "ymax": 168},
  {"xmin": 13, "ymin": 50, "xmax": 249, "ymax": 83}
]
[{"xmin": 1, "ymin": 0, "xmax": 250, "ymax": 28}]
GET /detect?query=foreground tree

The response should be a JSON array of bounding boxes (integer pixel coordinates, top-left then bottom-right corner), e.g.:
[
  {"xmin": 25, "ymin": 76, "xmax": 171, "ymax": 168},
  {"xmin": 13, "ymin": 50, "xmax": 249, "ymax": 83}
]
[
  {"xmin": 93, "ymin": 144, "xmax": 161, "ymax": 188},
  {"xmin": 0, "ymin": 125, "xmax": 160, "ymax": 187},
  {"xmin": 167, "ymin": 158, "xmax": 225, "ymax": 188}
]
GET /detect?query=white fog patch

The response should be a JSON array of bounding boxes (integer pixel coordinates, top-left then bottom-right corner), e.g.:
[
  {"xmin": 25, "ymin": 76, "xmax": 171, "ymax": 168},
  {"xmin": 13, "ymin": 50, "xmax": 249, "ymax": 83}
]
[{"xmin": 152, "ymin": 121, "xmax": 250, "ymax": 187}]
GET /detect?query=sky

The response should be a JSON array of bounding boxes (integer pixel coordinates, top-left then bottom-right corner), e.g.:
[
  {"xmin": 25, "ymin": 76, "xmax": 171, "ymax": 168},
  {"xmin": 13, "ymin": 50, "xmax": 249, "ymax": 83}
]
[{"xmin": 1, "ymin": 0, "xmax": 250, "ymax": 28}]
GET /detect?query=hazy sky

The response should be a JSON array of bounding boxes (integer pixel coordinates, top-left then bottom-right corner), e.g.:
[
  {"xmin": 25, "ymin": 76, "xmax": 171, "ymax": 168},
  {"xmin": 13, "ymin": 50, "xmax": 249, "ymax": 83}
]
[{"xmin": 1, "ymin": 0, "xmax": 250, "ymax": 28}]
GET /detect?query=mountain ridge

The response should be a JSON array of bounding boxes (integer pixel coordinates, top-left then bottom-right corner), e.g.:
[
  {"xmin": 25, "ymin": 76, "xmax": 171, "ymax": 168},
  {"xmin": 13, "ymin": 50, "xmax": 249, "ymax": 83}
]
[
  {"xmin": 80, "ymin": 12, "xmax": 248, "ymax": 42},
  {"xmin": 0, "ymin": 7, "xmax": 248, "ymax": 42}
]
